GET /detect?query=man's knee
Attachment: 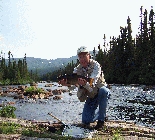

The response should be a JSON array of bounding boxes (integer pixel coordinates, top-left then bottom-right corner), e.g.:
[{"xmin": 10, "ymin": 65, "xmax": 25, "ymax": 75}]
[{"xmin": 98, "ymin": 86, "xmax": 110, "ymax": 98}]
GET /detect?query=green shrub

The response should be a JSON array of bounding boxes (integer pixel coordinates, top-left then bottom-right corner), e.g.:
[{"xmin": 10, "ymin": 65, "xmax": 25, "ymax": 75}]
[
  {"xmin": 25, "ymin": 86, "xmax": 44, "ymax": 94},
  {"xmin": 0, "ymin": 105, "xmax": 16, "ymax": 118},
  {"xmin": 1, "ymin": 79, "xmax": 10, "ymax": 85},
  {"xmin": 22, "ymin": 128, "xmax": 53, "ymax": 138},
  {"xmin": 112, "ymin": 129, "xmax": 124, "ymax": 140},
  {"xmin": 0, "ymin": 122, "xmax": 20, "ymax": 134},
  {"xmin": 22, "ymin": 128, "xmax": 72, "ymax": 139},
  {"xmin": 25, "ymin": 86, "xmax": 36, "ymax": 92}
]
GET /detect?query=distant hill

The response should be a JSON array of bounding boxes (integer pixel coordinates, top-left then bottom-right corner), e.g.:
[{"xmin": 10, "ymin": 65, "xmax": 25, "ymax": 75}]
[
  {"xmin": 5, "ymin": 51, "xmax": 96, "ymax": 76},
  {"xmin": 25, "ymin": 56, "xmax": 78, "ymax": 75}
]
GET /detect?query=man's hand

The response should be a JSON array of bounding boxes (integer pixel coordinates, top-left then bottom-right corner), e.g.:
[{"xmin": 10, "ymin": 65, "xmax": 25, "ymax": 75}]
[{"xmin": 78, "ymin": 78, "xmax": 87, "ymax": 86}]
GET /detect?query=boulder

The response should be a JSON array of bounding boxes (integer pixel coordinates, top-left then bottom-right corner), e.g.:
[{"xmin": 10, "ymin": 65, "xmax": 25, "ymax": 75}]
[
  {"xmin": 30, "ymin": 82, "xmax": 38, "ymax": 87},
  {"xmin": 46, "ymin": 89, "xmax": 52, "ymax": 92},
  {"xmin": 7, "ymin": 101, "xmax": 15, "ymax": 105},
  {"xmin": 53, "ymin": 95, "xmax": 62, "ymax": 100},
  {"xmin": 14, "ymin": 94, "xmax": 24, "ymax": 99},
  {"xmin": 44, "ymin": 92, "xmax": 53, "ymax": 99},
  {"xmin": 52, "ymin": 89, "xmax": 62, "ymax": 95},
  {"xmin": 39, "ymin": 93, "xmax": 45, "ymax": 99},
  {"xmin": 18, "ymin": 85, "xmax": 26, "ymax": 90},
  {"xmin": 45, "ymin": 84, "xmax": 53, "ymax": 87},
  {"xmin": 61, "ymin": 89, "xmax": 69, "ymax": 93},
  {"xmin": 31, "ymin": 94, "xmax": 39, "ymax": 100}
]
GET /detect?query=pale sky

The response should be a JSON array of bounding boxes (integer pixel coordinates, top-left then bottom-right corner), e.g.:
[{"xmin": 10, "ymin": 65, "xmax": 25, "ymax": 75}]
[{"xmin": 0, "ymin": 0, "xmax": 154, "ymax": 60}]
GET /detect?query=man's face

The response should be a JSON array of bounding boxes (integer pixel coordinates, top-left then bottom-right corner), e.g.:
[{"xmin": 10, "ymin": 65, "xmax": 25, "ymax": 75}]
[{"xmin": 78, "ymin": 52, "xmax": 90, "ymax": 68}]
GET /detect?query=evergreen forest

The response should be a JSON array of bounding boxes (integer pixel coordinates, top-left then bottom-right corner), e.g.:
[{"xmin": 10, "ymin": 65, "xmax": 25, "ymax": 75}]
[{"xmin": 0, "ymin": 52, "xmax": 38, "ymax": 85}]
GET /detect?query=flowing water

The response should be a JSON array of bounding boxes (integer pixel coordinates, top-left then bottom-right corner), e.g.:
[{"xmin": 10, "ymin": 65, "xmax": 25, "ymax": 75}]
[{"xmin": 0, "ymin": 83, "xmax": 155, "ymax": 130}]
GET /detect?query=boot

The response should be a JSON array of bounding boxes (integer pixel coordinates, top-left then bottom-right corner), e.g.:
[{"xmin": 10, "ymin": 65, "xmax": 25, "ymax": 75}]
[
  {"xmin": 81, "ymin": 123, "xmax": 91, "ymax": 129},
  {"xmin": 94, "ymin": 120, "xmax": 104, "ymax": 130}
]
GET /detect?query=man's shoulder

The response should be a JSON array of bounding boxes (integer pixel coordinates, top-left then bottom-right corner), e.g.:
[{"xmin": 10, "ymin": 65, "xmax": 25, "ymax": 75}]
[{"xmin": 90, "ymin": 59, "xmax": 100, "ymax": 66}]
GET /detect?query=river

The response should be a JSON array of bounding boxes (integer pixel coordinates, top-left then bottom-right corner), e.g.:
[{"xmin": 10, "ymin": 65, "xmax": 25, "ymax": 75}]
[{"xmin": 0, "ymin": 83, "xmax": 154, "ymax": 129}]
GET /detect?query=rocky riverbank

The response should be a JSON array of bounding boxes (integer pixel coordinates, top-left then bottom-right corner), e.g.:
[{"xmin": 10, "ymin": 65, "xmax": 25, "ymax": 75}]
[{"xmin": 0, "ymin": 117, "xmax": 155, "ymax": 140}]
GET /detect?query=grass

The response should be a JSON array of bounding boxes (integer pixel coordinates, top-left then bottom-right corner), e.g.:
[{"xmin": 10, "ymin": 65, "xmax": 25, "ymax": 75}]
[
  {"xmin": 112, "ymin": 131, "xmax": 124, "ymax": 140},
  {"xmin": 0, "ymin": 105, "xmax": 16, "ymax": 118},
  {"xmin": 0, "ymin": 120, "xmax": 72, "ymax": 139},
  {"xmin": 0, "ymin": 122, "xmax": 20, "ymax": 134}
]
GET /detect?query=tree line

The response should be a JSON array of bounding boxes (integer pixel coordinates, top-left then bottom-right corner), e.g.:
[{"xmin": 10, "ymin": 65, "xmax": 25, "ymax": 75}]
[
  {"xmin": 0, "ymin": 51, "xmax": 37, "ymax": 85},
  {"xmin": 96, "ymin": 6, "xmax": 155, "ymax": 85},
  {"xmin": 45, "ymin": 6, "xmax": 155, "ymax": 85}
]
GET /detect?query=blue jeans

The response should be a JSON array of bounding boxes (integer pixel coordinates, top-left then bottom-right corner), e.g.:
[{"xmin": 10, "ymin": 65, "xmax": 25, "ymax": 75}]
[{"xmin": 82, "ymin": 86, "xmax": 110, "ymax": 124}]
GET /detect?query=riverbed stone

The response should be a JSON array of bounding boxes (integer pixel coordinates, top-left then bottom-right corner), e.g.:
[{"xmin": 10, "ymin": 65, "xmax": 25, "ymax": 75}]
[
  {"xmin": 18, "ymin": 85, "xmax": 26, "ymax": 90},
  {"xmin": 45, "ymin": 84, "xmax": 53, "ymax": 87},
  {"xmin": 52, "ymin": 89, "xmax": 62, "ymax": 95},
  {"xmin": 39, "ymin": 93, "xmax": 45, "ymax": 99},
  {"xmin": 53, "ymin": 95, "xmax": 62, "ymax": 100},
  {"xmin": 14, "ymin": 94, "xmax": 24, "ymax": 99}
]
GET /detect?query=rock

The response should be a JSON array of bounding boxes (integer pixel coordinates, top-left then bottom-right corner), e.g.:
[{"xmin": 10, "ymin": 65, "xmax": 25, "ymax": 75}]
[
  {"xmin": 17, "ymin": 89, "xmax": 24, "ymax": 95},
  {"xmin": 18, "ymin": 85, "xmax": 26, "ymax": 90},
  {"xmin": 7, "ymin": 101, "xmax": 15, "ymax": 105},
  {"xmin": 61, "ymin": 89, "xmax": 69, "ymax": 93},
  {"xmin": 48, "ymin": 122, "xmax": 64, "ymax": 132},
  {"xmin": 18, "ymin": 94, "xmax": 24, "ymax": 99},
  {"xmin": 45, "ymin": 84, "xmax": 53, "ymax": 87},
  {"xmin": 52, "ymin": 89, "xmax": 62, "ymax": 95},
  {"xmin": 14, "ymin": 94, "xmax": 24, "ymax": 99},
  {"xmin": 40, "ymin": 81, "xmax": 46, "ymax": 83},
  {"xmin": 39, "ymin": 93, "xmax": 45, "ymax": 99},
  {"xmin": 69, "ymin": 92, "xmax": 73, "ymax": 96},
  {"xmin": 31, "ymin": 94, "xmax": 39, "ymax": 100},
  {"xmin": 44, "ymin": 92, "xmax": 53, "ymax": 99},
  {"xmin": 30, "ymin": 82, "xmax": 38, "ymax": 86},
  {"xmin": 46, "ymin": 89, "xmax": 52, "ymax": 92},
  {"xmin": 53, "ymin": 95, "xmax": 62, "ymax": 100}
]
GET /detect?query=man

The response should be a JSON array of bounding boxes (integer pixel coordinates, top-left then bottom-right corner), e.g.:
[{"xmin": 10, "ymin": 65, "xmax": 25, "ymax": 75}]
[{"xmin": 59, "ymin": 46, "xmax": 110, "ymax": 130}]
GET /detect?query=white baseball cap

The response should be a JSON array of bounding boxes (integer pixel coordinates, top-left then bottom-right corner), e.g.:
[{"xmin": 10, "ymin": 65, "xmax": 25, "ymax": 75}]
[{"xmin": 77, "ymin": 46, "xmax": 89, "ymax": 55}]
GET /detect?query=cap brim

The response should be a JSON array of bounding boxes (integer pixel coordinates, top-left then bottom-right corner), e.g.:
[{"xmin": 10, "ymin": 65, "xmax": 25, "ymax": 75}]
[{"xmin": 78, "ymin": 51, "xmax": 89, "ymax": 55}]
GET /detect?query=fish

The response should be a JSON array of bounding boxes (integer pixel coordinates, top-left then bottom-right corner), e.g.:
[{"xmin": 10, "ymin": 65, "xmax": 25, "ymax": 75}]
[{"xmin": 57, "ymin": 73, "xmax": 94, "ymax": 87}]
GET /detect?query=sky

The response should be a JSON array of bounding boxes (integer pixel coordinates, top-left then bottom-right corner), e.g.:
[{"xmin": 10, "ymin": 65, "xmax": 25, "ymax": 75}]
[{"xmin": 0, "ymin": 0, "xmax": 154, "ymax": 60}]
